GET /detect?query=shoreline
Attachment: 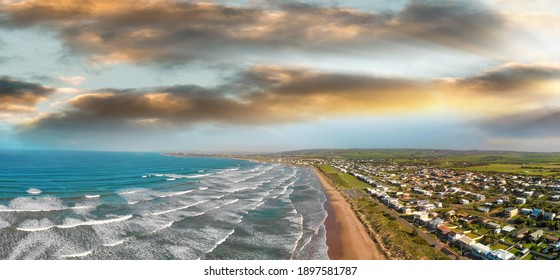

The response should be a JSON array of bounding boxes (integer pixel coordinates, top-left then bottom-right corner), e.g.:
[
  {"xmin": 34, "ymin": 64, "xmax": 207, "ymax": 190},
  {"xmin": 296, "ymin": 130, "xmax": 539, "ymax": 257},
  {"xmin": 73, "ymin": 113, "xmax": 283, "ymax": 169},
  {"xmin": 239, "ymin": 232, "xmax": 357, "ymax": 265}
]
[
  {"xmin": 313, "ymin": 167, "xmax": 386, "ymax": 260},
  {"xmin": 165, "ymin": 153, "xmax": 385, "ymax": 259}
]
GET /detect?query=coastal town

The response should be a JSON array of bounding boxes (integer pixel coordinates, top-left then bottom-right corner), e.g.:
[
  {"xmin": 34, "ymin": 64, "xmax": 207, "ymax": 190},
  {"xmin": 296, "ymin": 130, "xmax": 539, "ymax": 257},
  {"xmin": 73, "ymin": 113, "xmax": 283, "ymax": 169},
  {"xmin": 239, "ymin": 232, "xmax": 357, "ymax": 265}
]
[{"xmin": 271, "ymin": 156, "xmax": 560, "ymax": 260}]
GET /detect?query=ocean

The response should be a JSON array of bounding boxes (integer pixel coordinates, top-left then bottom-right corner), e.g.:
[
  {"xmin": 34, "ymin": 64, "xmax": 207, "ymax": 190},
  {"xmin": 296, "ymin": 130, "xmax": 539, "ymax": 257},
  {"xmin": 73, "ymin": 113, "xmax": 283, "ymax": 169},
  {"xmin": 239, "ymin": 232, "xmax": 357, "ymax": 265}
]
[{"xmin": 0, "ymin": 150, "xmax": 328, "ymax": 260}]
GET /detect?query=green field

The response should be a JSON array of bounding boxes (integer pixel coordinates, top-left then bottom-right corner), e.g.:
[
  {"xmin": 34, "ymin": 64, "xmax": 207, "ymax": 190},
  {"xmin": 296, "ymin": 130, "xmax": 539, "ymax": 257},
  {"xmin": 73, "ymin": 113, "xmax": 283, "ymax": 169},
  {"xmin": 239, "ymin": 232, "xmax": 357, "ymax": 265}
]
[
  {"xmin": 462, "ymin": 163, "xmax": 560, "ymax": 176},
  {"xmin": 274, "ymin": 149, "xmax": 560, "ymax": 164}
]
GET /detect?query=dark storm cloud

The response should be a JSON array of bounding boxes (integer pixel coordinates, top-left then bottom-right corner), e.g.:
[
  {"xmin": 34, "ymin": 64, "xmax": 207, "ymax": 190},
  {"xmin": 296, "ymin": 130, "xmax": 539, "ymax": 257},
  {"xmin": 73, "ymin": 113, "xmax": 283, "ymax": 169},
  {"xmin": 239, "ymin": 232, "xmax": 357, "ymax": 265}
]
[
  {"xmin": 0, "ymin": 0, "xmax": 507, "ymax": 65},
  {"xmin": 456, "ymin": 63, "xmax": 560, "ymax": 92},
  {"xmin": 0, "ymin": 76, "xmax": 54, "ymax": 111},
  {"xmin": 17, "ymin": 65, "xmax": 436, "ymax": 138},
  {"xmin": 478, "ymin": 109, "xmax": 560, "ymax": 137}
]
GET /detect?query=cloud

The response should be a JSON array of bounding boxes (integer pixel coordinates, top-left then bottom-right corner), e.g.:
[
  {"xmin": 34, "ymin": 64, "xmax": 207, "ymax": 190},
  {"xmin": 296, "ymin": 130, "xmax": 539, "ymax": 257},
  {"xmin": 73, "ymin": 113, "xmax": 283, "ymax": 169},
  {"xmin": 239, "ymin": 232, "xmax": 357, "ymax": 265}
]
[
  {"xmin": 455, "ymin": 62, "xmax": 560, "ymax": 92},
  {"xmin": 0, "ymin": 76, "xmax": 54, "ymax": 111},
  {"xmin": 477, "ymin": 108, "xmax": 560, "ymax": 138},
  {"xmin": 0, "ymin": 0, "xmax": 507, "ymax": 66},
  {"xmin": 15, "ymin": 61, "xmax": 558, "ymax": 146},
  {"xmin": 58, "ymin": 75, "xmax": 85, "ymax": 85},
  {"xmin": 438, "ymin": 62, "xmax": 560, "ymax": 112},
  {"xmin": 16, "ymin": 65, "xmax": 440, "ymax": 148}
]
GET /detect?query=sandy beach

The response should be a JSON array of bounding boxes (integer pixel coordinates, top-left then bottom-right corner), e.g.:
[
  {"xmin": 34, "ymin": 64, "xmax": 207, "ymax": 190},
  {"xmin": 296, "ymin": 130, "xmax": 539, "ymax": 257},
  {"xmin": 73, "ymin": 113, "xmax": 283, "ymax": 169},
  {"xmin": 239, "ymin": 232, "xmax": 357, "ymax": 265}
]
[{"xmin": 313, "ymin": 167, "xmax": 385, "ymax": 260}]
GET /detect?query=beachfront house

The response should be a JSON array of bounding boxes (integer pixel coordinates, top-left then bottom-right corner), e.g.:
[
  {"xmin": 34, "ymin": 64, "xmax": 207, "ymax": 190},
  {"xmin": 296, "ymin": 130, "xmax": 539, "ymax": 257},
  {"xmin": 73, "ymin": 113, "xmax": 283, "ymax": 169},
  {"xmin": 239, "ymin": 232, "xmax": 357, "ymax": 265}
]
[
  {"xmin": 437, "ymin": 224, "xmax": 451, "ymax": 239},
  {"xmin": 488, "ymin": 249, "xmax": 515, "ymax": 260},
  {"xmin": 458, "ymin": 236, "xmax": 475, "ymax": 250},
  {"xmin": 471, "ymin": 243, "xmax": 492, "ymax": 259},
  {"xmin": 427, "ymin": 218, "xmax": 444, "ymax": 231},
  {"xmin": 447, "ymin": 231, "xmax": 464, "ymax": 243}
]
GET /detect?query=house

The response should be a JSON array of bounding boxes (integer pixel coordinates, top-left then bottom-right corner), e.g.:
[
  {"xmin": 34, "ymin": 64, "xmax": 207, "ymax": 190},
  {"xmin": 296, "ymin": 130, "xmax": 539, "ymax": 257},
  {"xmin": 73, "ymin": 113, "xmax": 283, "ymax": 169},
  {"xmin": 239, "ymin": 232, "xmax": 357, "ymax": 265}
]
[
  {"xmin": 522, "ymin": 191, "xmax": 534, "ymax": 197},
  {"xmin": 543, "ymin": 212, "xmax": 556, "ymax": 221},
  {"xmin": 521, "ymin": 208, "xmax": 532, "ymax": 215},
  {"xmin": 460, "ymin": 199, "xmax": 470, "ymax": 204},
  {"xmin": 550, "ymin": 195, "xmax": 560, "ymax": 201},
  {"xmin": 418, "ymin": 216, "xmax": 432, "ymax": 227},
  {"xmin": 400, "ymin": 206, "xmax": 412, "ymax": 214},
  {"xmin": 515, "ymin": 228, "xmax": 529, "ymax": 240},
  {"xmin": 448, "ymin": 231, "xmax": 464, "ymax": 242},
  {"xmin": 421, "ymin": 204, "xmax": 436, "ymax": 211},
  {"xmin": 496, "ymin": 199, "xmax": 504, "ymax": 205},
  {"xmin": 427, "ymin": 218, "xmax": 445, "ymax": 230},
  {"xmin": 478, "ymin": 207, "xmax": 490, "ymax": 213},
  {"xmin": 488, "ymin": 249, "xmax": 515, "ymax": 260},
  {"xmin": 445, "ymin": 210, "xmax": 456, "ymax": 217},
  {"xmin": 531, "ymin": 208, "xmax": 543, "ymax": 219},
  {"xmin": 515, "ymin": 197, "xmax": 526, "ymax": 205},
  {"xmin": 503, "ymin": 207, "xmax": 518, "ymax": 218},
  {"xmin": 437, "ymin": 224, "xmax": 451, "ymax": 238},
  {"xmin": 502, "ymin": 225, "xmax": 516, "ymax": 235},
  {"xmin": 471, "ymin": 243, "xmax": 492, "ymax": 259},
  {"xmin": 486, "ymin": 222, "xmax": 500, "ymax": 229},
  {"xmin": 545, "ymin": 235, "xmax": 559, "ymax": 244},
  {"xmin": 458, "ymin": 236, "xmax": 475, "ymax": 250},
  {"xmin": 413, "ymin": 211, "xmax": 429, "ymax": 220},
  {"xmin": 529, "ymin": 230, "xmax": 544, "ymax": 242}
]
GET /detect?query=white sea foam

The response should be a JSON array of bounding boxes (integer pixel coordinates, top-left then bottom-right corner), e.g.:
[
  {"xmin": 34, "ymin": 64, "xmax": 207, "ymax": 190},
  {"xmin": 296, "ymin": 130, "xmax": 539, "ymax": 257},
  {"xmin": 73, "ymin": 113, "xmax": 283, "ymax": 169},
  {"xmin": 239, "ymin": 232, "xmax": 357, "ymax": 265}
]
[
  {"xmin": 58, "ymin": 250, "xmax": 93, "ymax": 258},
  {"xmin": 150, "ymin": 200, "xmax": 208, "ymax": 216},
  {"xmin": 120, "ymin": 190, "xmax": 140, "ymax": 194},
  {"xmin": 150, "ymin": 221, "xmax": 174, "ymax": 234},
  {"xmin": 215, "ymin": 167, "xmax": 240, "ymax": 174},
  {"xmin": 222, "ymin": 199, "xmax": 239, "ymax": 207},
  {"xmin": 26, "ymin": 188, "xmax": 42, "ymax": 195},
  {"xmin": 141, "ymin": 175, "xmax": 148, "ymax": 178},
  {"xmin": 16, "ymin": 215, "xmax": 133, "ymax": 232},
  {"xmin": 185, "ymin": 174, "xmax": 210, "ymax": 178},
  {"xmin": 154, "ymin": 173, "xmax": 211, "ymax": 180},
  {"xmin": 58, "ymin": 215, "xmax": 133, "ymax": 229},
  {"xmin": 102, "ymin": 239, "xmax": 126, "ymax": 247},
  {"xmin": 0, "ymin": 218, "xmax": 10, "ymax": 230},
  {"xmin": 198, "ymin": 187, "xmax": 208, "ymax": 190},
  {"xmin": 154, "ymin": 190, "xmax": 193, "ymax": 198},
  {"xmin": 204, "ymin": 229, "xmax": 235, "ymax": 255},
  {"xmin": 0, "ymin": 197, "xmax": 68, "ymax": 212},
  {"xmin": 85, "ymin": 194, "xmax": 100, "ymax": 198}
]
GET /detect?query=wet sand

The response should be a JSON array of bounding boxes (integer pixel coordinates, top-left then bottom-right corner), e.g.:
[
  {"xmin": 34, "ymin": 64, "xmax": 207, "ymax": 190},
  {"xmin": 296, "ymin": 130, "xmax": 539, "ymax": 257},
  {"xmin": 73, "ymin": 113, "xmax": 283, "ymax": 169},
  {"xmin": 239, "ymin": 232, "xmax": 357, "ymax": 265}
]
[{"xmin": 313, "ymin": 167, "xmax": 385, "ymax": 260}]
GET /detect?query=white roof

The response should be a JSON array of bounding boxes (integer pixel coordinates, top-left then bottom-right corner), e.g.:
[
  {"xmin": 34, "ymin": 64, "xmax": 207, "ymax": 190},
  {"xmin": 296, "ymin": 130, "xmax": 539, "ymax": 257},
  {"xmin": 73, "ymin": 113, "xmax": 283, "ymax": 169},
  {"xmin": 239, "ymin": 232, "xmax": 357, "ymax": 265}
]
[
  {"xmin": 471, "ymin": 243, "xmax": 491, "ymax": 255},
  {"xmin": 502, "ymin": 225, "xmax": 516, "ymax": 232},
  {"xmin": 490, "ymin": 249, "xmax": 515, "ymax": 260}
]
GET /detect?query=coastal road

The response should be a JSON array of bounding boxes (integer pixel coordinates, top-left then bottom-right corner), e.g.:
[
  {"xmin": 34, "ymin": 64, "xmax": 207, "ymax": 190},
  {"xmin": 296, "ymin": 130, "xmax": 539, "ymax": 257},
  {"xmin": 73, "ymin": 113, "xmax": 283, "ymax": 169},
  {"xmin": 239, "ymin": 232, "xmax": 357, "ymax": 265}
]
[{"xmin": 364, "ymin": 195, "xmax": 467, "ymax": 260}]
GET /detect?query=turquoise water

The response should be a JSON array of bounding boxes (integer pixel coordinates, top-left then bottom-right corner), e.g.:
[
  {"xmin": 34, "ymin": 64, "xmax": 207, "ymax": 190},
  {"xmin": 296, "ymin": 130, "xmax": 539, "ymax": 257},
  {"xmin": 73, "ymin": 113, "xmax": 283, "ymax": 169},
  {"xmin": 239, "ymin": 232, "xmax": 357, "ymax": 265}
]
[{"xmin": 0, "ymin": 151, "xmax": 328, "ymax": 260}]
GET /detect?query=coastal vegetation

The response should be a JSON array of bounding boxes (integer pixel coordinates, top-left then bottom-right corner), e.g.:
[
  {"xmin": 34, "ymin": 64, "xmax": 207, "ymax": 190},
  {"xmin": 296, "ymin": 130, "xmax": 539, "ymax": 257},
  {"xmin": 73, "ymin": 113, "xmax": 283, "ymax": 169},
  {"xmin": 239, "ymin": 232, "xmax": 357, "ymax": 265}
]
[{"xmin": 317, "ymin": 165, "xmax": 449, "ymax": 260}]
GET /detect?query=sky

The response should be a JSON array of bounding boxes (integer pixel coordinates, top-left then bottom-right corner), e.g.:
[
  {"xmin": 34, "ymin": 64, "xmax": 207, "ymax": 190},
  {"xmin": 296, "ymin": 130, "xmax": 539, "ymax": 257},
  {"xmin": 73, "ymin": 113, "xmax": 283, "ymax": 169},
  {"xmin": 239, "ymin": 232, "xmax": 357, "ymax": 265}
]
[{"xmin": 0, "ymin": 0, "xmax": 559, "ymax": 152}]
